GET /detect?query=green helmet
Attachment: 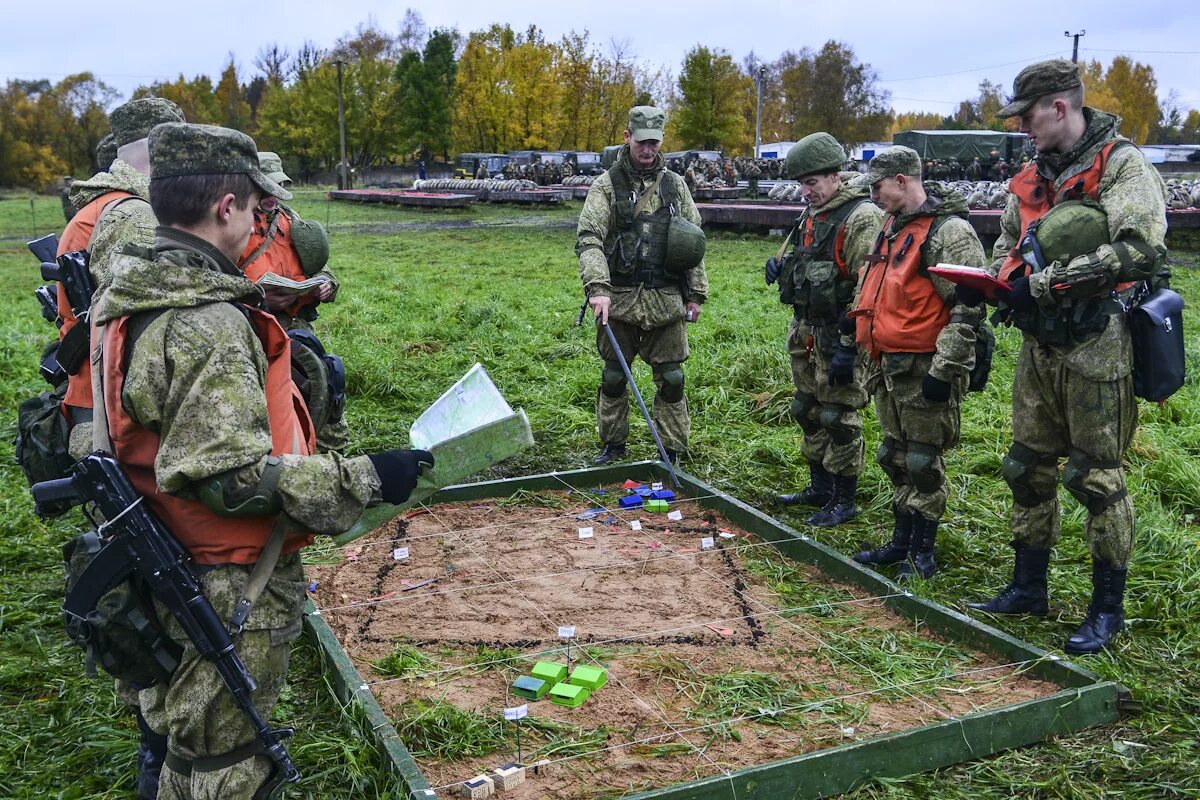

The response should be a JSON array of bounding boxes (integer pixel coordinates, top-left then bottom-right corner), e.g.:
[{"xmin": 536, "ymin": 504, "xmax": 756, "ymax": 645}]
[
  {"xmin": 786, "ymin": 132, "xmax": 845, "ymax": 179},
  {"xmin": 664, "ymin": 216, "xmax": 706, "ymax": 272},
  {"xmin": 290, "ymin": 217, "xmax": 330, "ymax": 276},
  {"xmin": 1019, "ymin": 200, "xmax": 1109, "ymax": 272}
]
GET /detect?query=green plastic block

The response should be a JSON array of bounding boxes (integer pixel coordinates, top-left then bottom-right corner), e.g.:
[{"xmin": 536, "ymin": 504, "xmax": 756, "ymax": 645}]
[
  {"xmin": 548, "ymin": 682, "xmax": 590, "ymax": 708},
  {"xmin": 645, "ymin": 499, "xmax": 668, "ymax": 513},
  {"xmin": 530, "ymin": 661, "xmax": 567, "ymax": 685},
  {"xmin": 511, "ymin": 675, "xmax": 548, "ymax": 700},
  {"xmin": 567, "ymin": 664, "xmax": 607, "ymax": 691}
]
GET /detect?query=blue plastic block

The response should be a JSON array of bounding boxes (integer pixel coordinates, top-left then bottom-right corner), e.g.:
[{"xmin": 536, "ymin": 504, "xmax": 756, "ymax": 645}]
[
  {"xmin": 635, "ymin": 487, "xmax": 654, "ymax": 497},
  {"xmin": 649, "ymin": 489, "xmax": 676, "ymax": 501},
  {"xmin": 618, "ymin": 495, "xmax": 644, "ymax": 509}
]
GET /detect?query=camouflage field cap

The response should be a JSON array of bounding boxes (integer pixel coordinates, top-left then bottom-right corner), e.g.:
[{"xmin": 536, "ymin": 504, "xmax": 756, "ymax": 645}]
[
  {"xmin": 257, "ymin": 151, "xmax": 292, "ymax": 187},
  {"xmin": 95, "ymin": 133, "xmax": 118, "ymax": 172},
  {"xmin": 628, "ymin": 106, "xmax": 666, "ymax": 142},
  {"xmin": 148, "ymin": 123, "xmax": 293, "ymax": 201},
  {"xmin": 997, "ymin": 58, "xmax": 1083, "ymax": 118},
  {"xmin": 858, "ymin": 145, "xmax": 923, "ymax": 186},
  {"xmin": 110, "ymin": 97, "xmax": 185, "ymax": 148}
]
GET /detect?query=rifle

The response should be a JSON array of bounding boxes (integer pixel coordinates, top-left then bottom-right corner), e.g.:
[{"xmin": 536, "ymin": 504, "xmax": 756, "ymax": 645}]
[
  {"xmin": 28, "ymin": 233, "xmax": 59, "ymax": 265},
  {"xmin": 41, "ymin": 249, "xmax": 95, "ymax": 318},
  {"xmin": 36, "ymin": 285, "xmax": 62, "ymax": 327},
  {"xmin": 34, "ymin": 453, "xmax": 301, "ymax": 797}
]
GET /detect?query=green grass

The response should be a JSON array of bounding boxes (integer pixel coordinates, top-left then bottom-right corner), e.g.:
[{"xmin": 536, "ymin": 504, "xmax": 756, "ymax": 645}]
[
  {"xmin": 371, "ymin": 644, "xmax": 431, "ymax": 678},
  {"xmin": 2, "ymin": 196, "xmax": 1200, "ymax": 797}
]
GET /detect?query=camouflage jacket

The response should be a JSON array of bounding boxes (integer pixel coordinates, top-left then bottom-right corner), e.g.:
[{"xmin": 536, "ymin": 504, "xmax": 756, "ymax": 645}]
[
  {"xmin": 576, "ymin": 146, "xmax": 710, "ymax": 329},
  {"xmin": 990, "ymin": 109, "xmax": 1168, "ymax": 379},
  {"xmin": 92, "ymin": 227, "xmax": 381, "ymax": 536},
  {"xmin": 792, "ymin": 175, "xmax": 884, "ymax": 285},
  {"xmin": 82, "ymin": 159, "xmax": 155, "ymax": 298}
]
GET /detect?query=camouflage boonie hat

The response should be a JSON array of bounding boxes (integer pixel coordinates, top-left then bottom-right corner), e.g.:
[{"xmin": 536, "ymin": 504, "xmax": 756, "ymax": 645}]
[
  {"xmin": 110, "ymin": 97, "xmax": 185, "ymax": 148},
  {"xmin": 148, "ymin": 123, "xmax": 292, "ymax": 201},
  {"xmin": 857, "ymin": 146, "xmax": 923, "ymax": 186},
  {"xmin": 257, "ymin": 151, "xmax": 292, "ymax": 187},
  {"xmin": 95, "ymin": 133, "xmax": 118, "ymax": 172},
  {"xmin": 628, "ymin": 106, "xmax": 665, "ymax": 142},
  {"xmin": 997, "ymin": 58, "xmax": 1083, "ymax": 118}
]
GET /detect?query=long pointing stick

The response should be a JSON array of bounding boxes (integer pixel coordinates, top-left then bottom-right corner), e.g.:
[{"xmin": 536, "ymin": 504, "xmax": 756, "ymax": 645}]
[{"xmin": 601, "ymin": 320, "xmax": 680, "ymax": 488}]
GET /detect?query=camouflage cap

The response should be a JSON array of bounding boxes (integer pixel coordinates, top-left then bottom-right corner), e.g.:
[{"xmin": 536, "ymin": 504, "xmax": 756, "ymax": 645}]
[
  {"xmin": 148, "ymin": 123, "xmax": 293, "ymax": 201},
  {"xmin": 997, "ymin": 58, "xmax": 1082, "ymax": 118},
  {"xmin": 857, "ymin": 145, "xmax": 923, "ymax": 186},
  {"xmin": 627, "ymin": 106, "xmax": 665, "ymax": 142},
  {"xmin": 257, "ymin": 151, "xmax": 292, "ymax": 187},
  {"xmin": 110, "ymin": 97, "xmax": 185, "ymax": 148},
  {"xmin": 95, "ymin": 133, "xmax": 118, "ymax": 172}
]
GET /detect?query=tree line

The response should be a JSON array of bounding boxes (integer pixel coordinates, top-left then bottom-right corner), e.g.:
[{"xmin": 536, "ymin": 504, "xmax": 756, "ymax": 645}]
[{"xmin": 2, "ymin": 10, "xmax": 1197, "ymax": 189}]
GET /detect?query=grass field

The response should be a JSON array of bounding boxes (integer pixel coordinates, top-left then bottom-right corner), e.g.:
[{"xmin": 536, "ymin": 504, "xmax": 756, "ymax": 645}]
[{"xmin": 2, "ymin": 190, "xmax": 1199, "ymax": 798}]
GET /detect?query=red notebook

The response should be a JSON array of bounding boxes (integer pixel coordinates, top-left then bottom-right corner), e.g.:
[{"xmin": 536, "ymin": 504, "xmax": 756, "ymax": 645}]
[{"xmin": 928, "ymin": 264, "xmax": 1011, "ymax": 299}]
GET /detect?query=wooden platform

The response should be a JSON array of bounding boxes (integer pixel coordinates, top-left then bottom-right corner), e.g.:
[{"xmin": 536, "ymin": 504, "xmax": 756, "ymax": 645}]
[
  {"xmin": 487, "ymin": 188, "xmax": 571, "ymax": 204},
  {"xmin": 326, "ymin": 189, "xmax": 475, "ymax": 208}
]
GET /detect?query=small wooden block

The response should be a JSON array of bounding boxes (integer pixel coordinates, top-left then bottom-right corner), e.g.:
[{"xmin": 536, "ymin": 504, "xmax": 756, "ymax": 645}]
[
  {"xmin": 491, "ymin": 764, "xmax": 526, "ymax": 792},
  {"xmin": 567, "ymin": 664, "xmax": 608, "ymax": 690},
  {"xmin": 530, "ymin": 661, "xmax": 567, "ymax": 685},
  {"xmin": 511, "ymin": 675, "xmax": 548, "ymax": 701},
  {"xmin": 460, "ymin": 774, "xmax": 494, "ymax": 798},
  {"xmin": 548, "ymin": 682, "xmax": 590, "ymax": 708}
]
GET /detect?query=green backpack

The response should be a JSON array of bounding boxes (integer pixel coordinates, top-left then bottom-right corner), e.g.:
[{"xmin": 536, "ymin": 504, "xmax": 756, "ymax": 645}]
[{"xmin": 14, "ymin": 381, "xmax": 73, "ymax": 509}]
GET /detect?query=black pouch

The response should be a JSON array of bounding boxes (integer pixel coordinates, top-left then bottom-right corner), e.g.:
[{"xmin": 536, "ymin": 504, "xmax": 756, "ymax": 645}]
[
  {"xmin": 969, "ymin": 321, "xmax": 996, "ymax": 393},
  {"xmin": 14, "ymin": 382, "xmax": 73, "ymax": 502},
  {"xmin": 1130, "ymin": 287, "xmax": 1185, "ymax": 402}
]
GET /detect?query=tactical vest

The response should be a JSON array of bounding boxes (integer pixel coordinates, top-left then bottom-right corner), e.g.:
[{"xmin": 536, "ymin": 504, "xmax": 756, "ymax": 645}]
[
  {"xmin": 241, "ymin": 207, "xmax": 320, "ymax": 320},
  {"xmin": 854, "ymin": 215, "xmax": 950, "ymax": 360},
  {"xmin": 606, "ymin": 166, "xmax": 688, "ymax": 289},
  {"xmin": 56, "ymin": 190, "xmax": 135, "ymax": 410},
  {"xmin": 101, "ymin": 305, "xmax": 316, "ymax": 566},
  {"xmin": 779, "ymin": 197, "xmax": 868, "ymax": 323},
  {"xmin": 999, "ymin": 141, "xmax": 1133, "ymax": 347}
]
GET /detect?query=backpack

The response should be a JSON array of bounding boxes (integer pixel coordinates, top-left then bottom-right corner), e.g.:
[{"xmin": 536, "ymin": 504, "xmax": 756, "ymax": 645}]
[{"xmin": 14, "ymin": 381, "xmax": 74, "ymax": 508}]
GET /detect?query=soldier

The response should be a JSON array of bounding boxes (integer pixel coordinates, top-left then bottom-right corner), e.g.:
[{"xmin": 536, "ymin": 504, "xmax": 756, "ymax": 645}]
[
  {"xmin": 850, "ymin": 146, "xmax": 986, "ymax": 579},
  {"xmin": 744, "ymin": 157, "xmax": 762, "ymax": 196},
  {"xmin": 576, "ymin": 106, "xmax": 709, "ymax": 464},
  {"xmin": 683, "ymin": 159, "xmax": 699, "ymax": 195},
  {"xmin": 995, "ymin": 157, "xmax": 1010, "ymax": 181},
  {"xmin": 723, "ymin": 158, "xmax": 738, "ymax": 187},
  {"xmin": 961, "ymin": 59, "xmax": 1168, "ymax": 654},
  {"xmin": 966, "ymin": 157, "xmax": 983, "ymax": 181},
  {"xmin": 89, "ymin": 121, "xmax": 433, "ymax": 800},
  {"xmin": 767, "ymin": 133, "xmax": 883, "ymax": 526},
  {"xmin": 475, "ymin": 160, "xmax": 489, "ymax": 180},
  {"xmin": 563, "ymin": 158, "xmax": 575, "ymax": 179}
]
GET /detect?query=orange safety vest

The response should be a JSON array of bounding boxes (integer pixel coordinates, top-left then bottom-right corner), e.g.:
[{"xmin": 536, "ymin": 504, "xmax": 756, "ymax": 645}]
[
  {"xmin": 56, "ymin": 190, "xmax": 135, "ymax": 410},
  {"xmin": 101, "ymin": 306, "xmax": 316, "ymax": 565},
  {"xmin": 999, "ymin": 141, "xmax": 1126, "ymax": 284},
  {"xmin": 854, "ymin": 215, "xmax": 949, "ymax": 360},
  {"xmin": 240, "ymin": 210, "xmax": 317, "ymax": 319}
]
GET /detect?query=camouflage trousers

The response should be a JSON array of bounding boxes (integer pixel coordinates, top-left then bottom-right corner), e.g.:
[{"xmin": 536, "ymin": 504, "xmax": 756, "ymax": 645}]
[
  {"xmin": 787, "ymin": 316, "xmax": 867, "ymax": 478},
  {"xmin": 1008, "ymin": 342, "xmax": 1137, "ymax": 567},
  {"xmin": 141, "ymin": 553, "xmax": 307, "ymax": 800},
  {"xmin": 872, "ymin": 353, "xmax": 963, "ymax": 520},
  {"xmin": 595, "ymin": 317, "xmax": 690, "ymax": 453}
]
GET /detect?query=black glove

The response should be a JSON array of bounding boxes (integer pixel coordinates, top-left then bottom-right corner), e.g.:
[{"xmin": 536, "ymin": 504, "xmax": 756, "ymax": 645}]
[
  {"xmin": 954, "ymin": 283, "xmax": 986, "ymax": 307},
  {"xmin": 995, "ymin": 276, "xmax": 1035, "ymax": 312},
  {"xmin": 828, "ymin": 344, "xmax": 857, "ymax": 386},
  {"xmin": 368, "ymin": 449, "xmax": 435, "ymax": 505},
  {"xmin": 765, "ymin": 257, "xmax": 781, "ymax": 285},
  {"xmin": 922, "ymin": 374, "xmax": 952, "ymax": 402},
  {"xmin": 836, "ymin": 309, "xmax": 856, "ymax": 336}
]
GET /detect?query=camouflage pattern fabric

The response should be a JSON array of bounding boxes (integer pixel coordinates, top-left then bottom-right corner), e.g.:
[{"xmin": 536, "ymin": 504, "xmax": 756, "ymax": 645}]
[
  {"xmin": 109, "ymin": 97, "xmax": 184, "ymax": 148},
  {"xmin": 1008, "ymin": 341, "xmax": 1137, "ymax": 566},
  {"xmin": 595, "ymin": 318, "xmax": 689, "ymax": 452},
  {"xmin": 148, "ymin": 123, "xmax": 291, "ymax": 201},
  {"xmin": 141, "ymin": 553, "xmax": 306, "ymax": 800},
  {"xmin": 88, "ymin": 159, "xmax": 154, "ymax": 296}
]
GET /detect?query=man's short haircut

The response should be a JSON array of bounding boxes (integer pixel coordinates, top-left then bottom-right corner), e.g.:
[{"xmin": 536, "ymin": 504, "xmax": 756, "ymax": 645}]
[
  {"xmin": 1037, "ymin": 85, "xmax": 1084, "ymax": 111},
  {"xmin": 149, "ymin": 173, "xmax": 258, "ymax": 227}
]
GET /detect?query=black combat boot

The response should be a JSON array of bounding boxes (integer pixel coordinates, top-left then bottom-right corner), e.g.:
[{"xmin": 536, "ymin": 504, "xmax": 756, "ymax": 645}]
[
  {"xmin": 896, "ymin": 513, "xmax": 939, "ymax": 580},
  {"xmin": 854, "ymin": 506, "xmax": 912, "ymax": 566},
  {"xmin": 806, "ymin": 474, "xmax": 858, "ymax": 527},
  {"xmin": 777, "ymin": 461, "xmax": 834, "ymax": 507},
  {"xmin": 593, "ymin": 443, "xmax": 626, "ymax": 465},
  {"xmin": 663, "ymin": 448, "xmax": 680, "ymax": 465},
  {"xmin": 136, "ymin": 709, "xmax": 167, "ymax": 800},
  {"xmin": 1064, "ymin": 559, "xmax": 1127, "ymax": 655},
  {"xmin": 967, "ymin": 541, "xmax": 1050, "ymax": 615}
]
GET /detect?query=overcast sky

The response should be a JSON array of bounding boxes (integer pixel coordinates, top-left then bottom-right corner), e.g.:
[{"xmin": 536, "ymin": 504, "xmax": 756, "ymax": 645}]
[{"xmin": 3, "ymin": 0, "xmax": 1198, "ymax": 118}]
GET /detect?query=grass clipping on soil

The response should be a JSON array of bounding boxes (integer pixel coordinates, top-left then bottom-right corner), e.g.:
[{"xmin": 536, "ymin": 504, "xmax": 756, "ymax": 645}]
[{"xmin": 310, "ymin": 486, "xmax": 1060, "ymax": 798}]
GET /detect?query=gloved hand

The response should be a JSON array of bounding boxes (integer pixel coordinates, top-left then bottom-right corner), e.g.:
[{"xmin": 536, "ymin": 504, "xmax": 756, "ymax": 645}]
[
  {"xmin": 922, "ymin": 374, "xmax": 952, "ymax": 402},
  {"xmin": 368, "ymin": 449, "xmax": 435, "ymax": 505},
  {"xmin": 995, "ymin": 276, "xmax": 1035, "ymax": 311},
  {"xmin": 954, "ymin": 283, "xmax": 986, "ymax": 307},
  {"xmin": 764, "ymin": 257, "xmax": 781, "ymax": 285},
  {"xmin": 837, "ymin": 309, "xmax": 856, "ymax": 336},
  {"xmin": 828, "ymin": 344, "xmax": 857, "ymax": 386}
]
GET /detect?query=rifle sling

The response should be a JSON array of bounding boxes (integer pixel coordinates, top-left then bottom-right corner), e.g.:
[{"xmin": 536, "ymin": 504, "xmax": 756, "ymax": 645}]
[
  {"xmin": 62, "ymin": 537, "xmax": 136, "ymax": 618},
  {"xmin": 165, "ymin": 739, "xmax": 264, "ymax": 776}
]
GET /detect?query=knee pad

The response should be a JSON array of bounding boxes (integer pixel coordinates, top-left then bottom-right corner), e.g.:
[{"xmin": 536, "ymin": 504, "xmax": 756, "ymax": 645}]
[
  {"xmin": 1002, "ymin": 441, "xmax": 1057, "ymax": 508},
  {"xmin": 1063, "ymin": 447, "xmax": 1128, "ymax": 515},
  {"xmin": 818, "ymin": 403, "xmax": 857, "ymax": 446},
  {"xmin": 791, "ymin": 391, "xmax": 818, "ymax": 433},
  {"xmin": 876, "ymin": 436, "xmax": 906, "ymax": 486},
  {"xmin": 656, "ymin": 362, "xmax": 685, "ymax": 404},
  {"xmin": 601, "ymin": 361, "xmax": 627, "ymax": 399},
  {"xmin": 905, "ymin": 441, "xmax": 942, "ymax": 494}
]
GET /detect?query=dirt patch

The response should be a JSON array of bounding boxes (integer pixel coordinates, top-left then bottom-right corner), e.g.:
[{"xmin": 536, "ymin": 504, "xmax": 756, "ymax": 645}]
[{"xmin": 310, "ymin": 486, "xmax": 1060, "ymax": 799}]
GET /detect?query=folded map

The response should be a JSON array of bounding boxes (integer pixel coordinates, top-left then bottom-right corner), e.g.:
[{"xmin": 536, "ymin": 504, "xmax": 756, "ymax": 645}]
[{"xmin": 255, "ymin": 272, "xmax": 331, "ymax": 295}]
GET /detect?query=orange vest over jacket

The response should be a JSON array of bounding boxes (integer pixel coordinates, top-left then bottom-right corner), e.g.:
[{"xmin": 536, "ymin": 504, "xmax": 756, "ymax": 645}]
[
  {"xmin": 101, "ymin": 306, "xmax": 316, "ymax": 565},
  {"xmin": 240, "ymin": 210, "xmax": 317, "ymax": 319}
]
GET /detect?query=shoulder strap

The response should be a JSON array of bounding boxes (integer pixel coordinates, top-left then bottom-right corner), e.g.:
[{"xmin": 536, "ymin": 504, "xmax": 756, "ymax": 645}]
[
  {"xmin": 93, "ymin": 195, "xmax": 145, "ymax": 239},
  {"xmin": 240, "ymin": 211, "xmax": 284, "ymax": 269},
  {"xmin": 918, "ymin": 213, "xmax": 958, "ymax": 270}
]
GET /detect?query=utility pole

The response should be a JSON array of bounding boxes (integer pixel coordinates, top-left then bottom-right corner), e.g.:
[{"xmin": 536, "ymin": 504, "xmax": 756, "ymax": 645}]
[
  {"xmin": 334, "ymin": 59, "xmax": 350, "ymax": 189},
  {"xmin": 1064, "ymin": 30, "xmax": 1086, "ymax": 63},
  {"xmin": 754, "ymin": 62, "xmax": 766, "ymax": 157}
]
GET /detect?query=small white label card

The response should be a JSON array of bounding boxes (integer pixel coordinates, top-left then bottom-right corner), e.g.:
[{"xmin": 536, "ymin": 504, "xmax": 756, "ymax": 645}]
[
  {"xmin": 504, "ymin": 705, "xmax": 529, "ymax": 721},
  {"xmin": 578, "ymin": 527, "xmax": 594, "ymax": 539},
  {"xmin": 667, "ymin": 510, "xmax": 683, "ymax": 521},
  {"xmin": 629, "ymin": 520, "xmax": 642, "ymax": 531},
  {"xmin": 392, "ymin": 547, "xmax": 409, "ymax": 560},
  {"xmin": 558, "ymin": 625, "xmax": 576, "ymax": 638},
  {"xmin": 700, "ymin": 537, "xmax": 715, "ymax": 550},
  {"xmin": 651, "ymin": 482, "xmax": 664, "ymax": 491},
  {"xmin": 719, "ymin": 532, "xmax": 736, "ymax": 539}
]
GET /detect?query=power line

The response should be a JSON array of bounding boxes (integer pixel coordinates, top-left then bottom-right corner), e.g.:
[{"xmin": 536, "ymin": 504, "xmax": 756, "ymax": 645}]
[
  {"xmin": 1081, "ymin": 47, "xmax": 1200, "ymax": 55},
  {"xmin": 879, "ymin": 52, "xmax": 1063, "ymax": 83}
]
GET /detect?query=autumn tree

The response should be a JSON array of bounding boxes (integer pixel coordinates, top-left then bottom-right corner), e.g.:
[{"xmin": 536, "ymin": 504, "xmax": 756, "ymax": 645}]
[
  {"xmin": 889, "ymin": 110, "xmax": 950, "ymax": 137},
  {"xmin": 394, "ymin": 28, "xmax": 458, "ymax": 161},
  {"xmin": 776, "ymin": 41, "xmax": 891, "ymax": 145},
  {"xmin": 1078, "ymin": 57, "xmax": 1158, "ymax": 144},
  {"xmin": 135, "ymin": 74, "xmax": 221, "ymax": 123},
  {"xmin": 215, "ymin": 57, "xmax": 253, "ymax": 133},
  {"xmin": 673, "ymin": 46, "xmax": 752, "ymax": 151}
]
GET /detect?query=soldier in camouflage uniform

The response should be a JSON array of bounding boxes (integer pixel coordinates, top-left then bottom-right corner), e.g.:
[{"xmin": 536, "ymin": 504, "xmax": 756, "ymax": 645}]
[
  {"xmin": 744, "ymin": 158, "xmax": 762, "ymax": 196},
  {"xmin": 767, "ymin": 133, "xmax": 883, "ymax": 527},
  {"xmin": 577, "ymin": 106, "xmax": 709, "ymax": 463},
  {"xmin": 851, "ymin": 147, "xmax": 986, "ymax": 579},
  {"xmin": 960, "ymin": 60, "xmax": 1168, "ymax": 655},
  {"xmin": 90, "ymin": 122, "xmax": 434, "ymax": 800}
]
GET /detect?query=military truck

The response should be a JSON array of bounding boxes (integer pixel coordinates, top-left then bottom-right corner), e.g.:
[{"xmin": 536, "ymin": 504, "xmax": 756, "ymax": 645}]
[
  {"xmin": 508, "ymin": 150, "xmax": 564, "ymax": 167},
  {"xmin": 453, "ymin": 153, "xmax": 512, "ymax": 179},
  {"xmin": 665, "ymin": 149, "xmax": 723, "ymax": 166},
  {"xmin": 560, "ymin": 151, "xmax": 602, "ymax": 175},
  {"xmin": 891, "ymin": 130, "xmax": 1030, "ymax": 169},
  {"xmin": 600, "ymin": 145, "xmax": 623, "ymax": 171}
]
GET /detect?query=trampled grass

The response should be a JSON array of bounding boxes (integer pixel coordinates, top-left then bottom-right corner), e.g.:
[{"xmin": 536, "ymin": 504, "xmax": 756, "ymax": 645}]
[{"xmin": 2, "ymin": 194, "xmax": 1199, "ymax": 797}]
